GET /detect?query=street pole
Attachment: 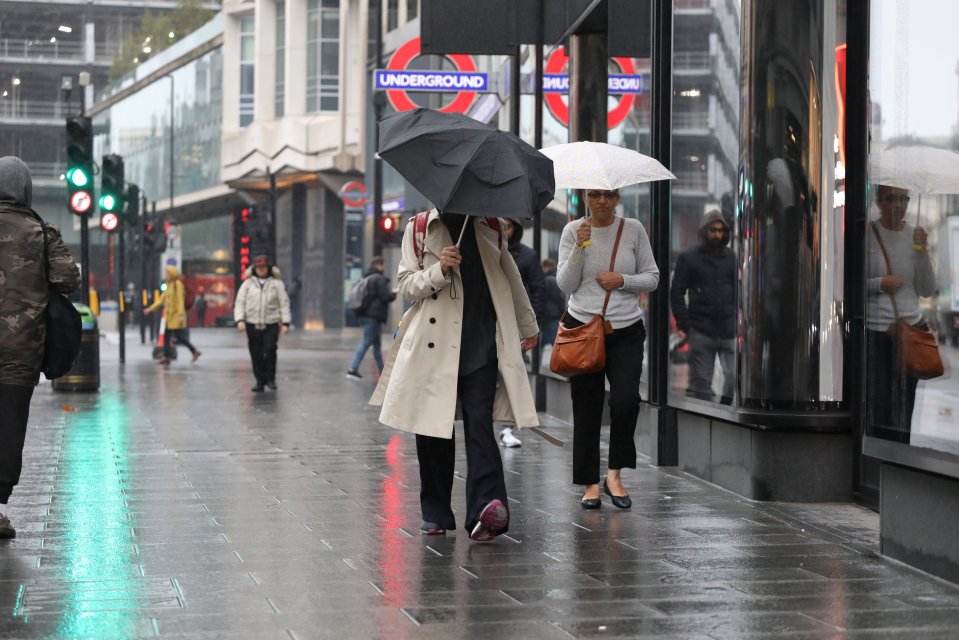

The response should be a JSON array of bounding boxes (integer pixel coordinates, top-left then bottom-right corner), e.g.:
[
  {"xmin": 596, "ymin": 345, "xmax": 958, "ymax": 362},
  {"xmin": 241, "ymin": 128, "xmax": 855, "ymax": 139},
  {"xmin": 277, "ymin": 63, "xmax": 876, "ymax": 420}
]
[
  {"xmin": 532, "ymin": 0, "xmax": 546, "ymax": 404},
  {"xmin": 168, "ymin": 75, "xmax": 175, "ymax": 216},
  {"xmin": 139, "ymin": 191, "xmax": 147, "ymax": 345},
  {"xmin": 510, "ymin": 47, "xmax": 521, "ymax": 136},
  {"xmin": 118, "ymin": 198, "xmax": 126, "ymax": 363},
  {"xmin": 79, "ymin": 87, "xmax": 90, "ymax": 306},
  {"xmin": 269, "ymin": 168, "xmax": 277, "ymax": 263},
  {"xmin": 372, "ymin": 0, "xmax": 384, "ymax": 257}
]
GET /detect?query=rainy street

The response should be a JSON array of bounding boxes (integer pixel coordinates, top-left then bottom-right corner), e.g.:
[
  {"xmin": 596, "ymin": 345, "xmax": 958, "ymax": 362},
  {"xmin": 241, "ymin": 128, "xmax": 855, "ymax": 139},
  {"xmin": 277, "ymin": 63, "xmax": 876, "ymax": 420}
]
[{"xmin": 0, "ymin": 329, "xmax": 957, "ymax": 639}]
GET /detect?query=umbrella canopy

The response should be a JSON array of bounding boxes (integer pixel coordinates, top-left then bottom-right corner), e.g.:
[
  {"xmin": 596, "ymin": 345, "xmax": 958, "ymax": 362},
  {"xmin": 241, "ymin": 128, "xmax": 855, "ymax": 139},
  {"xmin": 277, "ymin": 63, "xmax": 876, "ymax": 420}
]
[
  {"xmin": 869, "ymin": 145, "xmax": 959, "ymax": 194},
  {"xmin": 539, "ymin": 141, "xmax": 676, "ymax": 190},
  {"xmin": 378, "ymin": 108, "xmax": 555, "ymax": 219}
]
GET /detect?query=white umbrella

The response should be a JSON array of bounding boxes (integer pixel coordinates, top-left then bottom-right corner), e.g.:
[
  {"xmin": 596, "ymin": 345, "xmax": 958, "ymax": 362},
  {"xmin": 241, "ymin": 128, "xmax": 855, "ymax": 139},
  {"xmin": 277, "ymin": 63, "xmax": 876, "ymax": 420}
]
[
  {"xmin": 869, "ymin": 145, "xmax": 959, "ymax": 224},
  {"xmin": 539, "ymin": 141, "xmax": 676, "ymax": 190},
  {"xmin": 869, "ymin": 145, "xmax": 959, "ymax": 194}
]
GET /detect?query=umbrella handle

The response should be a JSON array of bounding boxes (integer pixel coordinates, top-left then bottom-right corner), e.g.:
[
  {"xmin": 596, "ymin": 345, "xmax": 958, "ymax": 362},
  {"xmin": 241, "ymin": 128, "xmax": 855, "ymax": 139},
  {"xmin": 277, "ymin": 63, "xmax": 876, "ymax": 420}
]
[{"xmin": 455, "ymin": 218, "xmax": 469, "ymax": 248}]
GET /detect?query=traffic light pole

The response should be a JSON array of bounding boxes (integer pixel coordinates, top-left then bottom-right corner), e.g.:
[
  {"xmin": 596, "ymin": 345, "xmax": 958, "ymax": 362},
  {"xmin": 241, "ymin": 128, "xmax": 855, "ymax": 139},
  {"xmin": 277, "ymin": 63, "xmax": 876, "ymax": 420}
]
[
  {"xmin": 79, "ymin": 93, "xmax": 90, "ymax": 306},
  {"xmin": 118, "ymin": 204, "xmax": 126, "ymax": 363}
]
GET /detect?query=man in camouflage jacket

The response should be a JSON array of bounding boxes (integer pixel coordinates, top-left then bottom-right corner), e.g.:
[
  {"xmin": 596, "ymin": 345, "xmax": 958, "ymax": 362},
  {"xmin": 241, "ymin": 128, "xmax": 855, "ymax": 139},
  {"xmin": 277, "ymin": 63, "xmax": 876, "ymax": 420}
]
[{"xmin": 0, "ymin": 157, "xmax": 80, "ymax": 538}]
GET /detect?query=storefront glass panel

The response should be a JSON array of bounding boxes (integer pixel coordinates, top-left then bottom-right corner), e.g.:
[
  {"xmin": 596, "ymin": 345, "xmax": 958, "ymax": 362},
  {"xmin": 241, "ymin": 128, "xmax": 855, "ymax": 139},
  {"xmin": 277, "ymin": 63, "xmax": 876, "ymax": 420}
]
[{"xmin": 866, "ymin": 0, "xmax": 959, "ymax": 456}]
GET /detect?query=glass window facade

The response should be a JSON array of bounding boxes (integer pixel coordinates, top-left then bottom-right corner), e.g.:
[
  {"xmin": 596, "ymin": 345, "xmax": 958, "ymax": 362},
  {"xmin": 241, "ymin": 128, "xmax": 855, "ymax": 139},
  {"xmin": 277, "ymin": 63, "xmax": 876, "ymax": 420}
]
[
  {"xmin": 307, "ymin": 0, "xmax": 340, "ymax": 112},
  {"xmin": 239, "ymin": 15, "xmax": 255, "ymax": 127},
  {"xmin": 667, "ymin": 0, "xmax": 847, "ymax": 413},
  {"xmin": 276, "ymin": 1, "xmax": 286, "ymax": 118},
  {"xmin": 406, "ymin": 0, "xmax": 418, "ymax": 21},
  {"xmin": 92, "ymin": 47, "xmax": 223, "ymax": 204},
  {"xmin": 866, "ymin": 0, "xmax": 959, "ymax": 456}
]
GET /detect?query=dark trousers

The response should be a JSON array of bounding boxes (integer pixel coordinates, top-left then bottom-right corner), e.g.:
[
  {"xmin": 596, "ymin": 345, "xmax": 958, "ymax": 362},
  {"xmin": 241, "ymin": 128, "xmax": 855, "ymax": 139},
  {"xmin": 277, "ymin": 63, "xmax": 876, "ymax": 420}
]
[
  {"xmin": 246, "ymin": 324, "xmax": 280, "ymax": 385},
  {"xmin": 569, "ymin": 317, "xmax": 646, "ymax": 485},
  {"xmin": 415, "ymin": 359, "xmax": 508, "ymax": 534},
  {"xmin": 0, "ymin": 383, "xmax": 35, "ymax": 503},
  {"xmin": 165, "ymin": 328, "xmax": 198, "ymax": 359},
  {"xmin": 867, "ymin": 329, "xmax": 918, "ymax": 443}
]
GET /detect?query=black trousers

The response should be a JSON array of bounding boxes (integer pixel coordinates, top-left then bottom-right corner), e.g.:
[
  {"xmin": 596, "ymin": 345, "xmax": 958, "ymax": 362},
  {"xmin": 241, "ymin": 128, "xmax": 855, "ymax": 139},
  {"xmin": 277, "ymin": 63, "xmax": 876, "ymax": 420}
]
[
  {"xmin": 866, "ymin": 329, "xmax": 918, "ymax": 443},
  {"xmin": 165, "ymin": 328, "xmax": 198, "ymax": 359},
  {"xmin": 569, "ymin": 317, "xmax": 646, "ymax": 486},
  {"xmin": 415, "ymin": 359, "xmax": 508, "ymax": 534},
  {"xmin": 0, "ymin": 383, "xmax": 35, "ymax": 504},
  {"xmin": 246, "ymin": 324, "xmax": 280, "ymax": 385}
]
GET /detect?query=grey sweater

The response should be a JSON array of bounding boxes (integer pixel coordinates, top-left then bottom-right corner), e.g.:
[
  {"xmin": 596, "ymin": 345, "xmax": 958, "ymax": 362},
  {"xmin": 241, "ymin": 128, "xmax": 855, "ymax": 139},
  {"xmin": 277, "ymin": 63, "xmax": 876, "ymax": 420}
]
[
  {"xmin": 867, "ymin": 221, "xmax": 937, "ymax": 331},
  {"xmin": 556, "ymin": 216, "xmax": 659, "ymax": 329}
]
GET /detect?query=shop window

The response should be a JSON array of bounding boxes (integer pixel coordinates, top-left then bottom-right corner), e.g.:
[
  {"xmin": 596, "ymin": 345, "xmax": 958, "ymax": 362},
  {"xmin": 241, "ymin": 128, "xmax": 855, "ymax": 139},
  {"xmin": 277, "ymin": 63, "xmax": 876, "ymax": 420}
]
[{"xmin": 865, "ymin": 0, "xmax": 959, "ymax": 455}]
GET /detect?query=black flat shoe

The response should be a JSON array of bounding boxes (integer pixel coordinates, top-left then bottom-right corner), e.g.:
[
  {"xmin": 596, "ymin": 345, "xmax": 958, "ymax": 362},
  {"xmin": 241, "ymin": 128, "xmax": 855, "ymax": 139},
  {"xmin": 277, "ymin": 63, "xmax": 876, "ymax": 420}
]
[
  {"xmin": 581, "ymin": 497, "xmax": 602, "ymax": 509},
  {"xmin": 603, "ymin": 478, "xmax": 632, "ymax": 509}
]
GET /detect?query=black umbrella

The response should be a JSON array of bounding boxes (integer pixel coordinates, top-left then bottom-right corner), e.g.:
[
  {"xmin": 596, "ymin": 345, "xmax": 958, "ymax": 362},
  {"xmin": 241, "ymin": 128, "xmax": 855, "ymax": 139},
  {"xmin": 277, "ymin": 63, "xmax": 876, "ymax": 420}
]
[{"xmin": 378, "ymin": 108, "xmax": 555, "ymax": 223}]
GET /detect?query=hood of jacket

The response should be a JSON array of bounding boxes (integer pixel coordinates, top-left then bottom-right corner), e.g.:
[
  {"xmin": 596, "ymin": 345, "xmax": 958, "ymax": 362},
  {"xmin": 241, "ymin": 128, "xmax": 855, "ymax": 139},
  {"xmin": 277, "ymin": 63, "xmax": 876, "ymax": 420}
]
[
  {"xmin": 698, "ymin": 209, "xmax": 730, "ymax": 246},
  {"xmin": 0, "ymin": 157, "xmax": 32, "ymax": 208}
]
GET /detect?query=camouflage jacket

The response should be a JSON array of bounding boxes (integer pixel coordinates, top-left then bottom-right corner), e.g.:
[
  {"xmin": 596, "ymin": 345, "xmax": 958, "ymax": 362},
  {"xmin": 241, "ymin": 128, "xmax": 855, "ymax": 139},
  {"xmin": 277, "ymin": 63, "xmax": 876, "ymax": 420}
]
[{"xmin": 0, "ymin": 203, "xmax": 80, "ymax": 386}]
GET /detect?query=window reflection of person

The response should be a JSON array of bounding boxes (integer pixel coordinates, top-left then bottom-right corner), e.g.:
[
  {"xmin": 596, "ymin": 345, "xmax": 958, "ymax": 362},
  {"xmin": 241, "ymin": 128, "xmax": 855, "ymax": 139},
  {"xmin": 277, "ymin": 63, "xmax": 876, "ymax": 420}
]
[
  {"xmin": 671, "ymin": 210, "xmax": 737, "ymax": 404},
  {"xmin": 866, "ymin": 185, "xmax": 937, "ymax": 442}
]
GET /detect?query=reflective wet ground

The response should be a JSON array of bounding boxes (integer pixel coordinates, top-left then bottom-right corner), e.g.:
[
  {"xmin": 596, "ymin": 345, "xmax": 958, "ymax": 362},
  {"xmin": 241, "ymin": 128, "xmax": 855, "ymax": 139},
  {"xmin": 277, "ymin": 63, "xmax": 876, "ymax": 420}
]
[{"xmin": 2, "ymin": 329, "xmax": 959, "ymax": 639}]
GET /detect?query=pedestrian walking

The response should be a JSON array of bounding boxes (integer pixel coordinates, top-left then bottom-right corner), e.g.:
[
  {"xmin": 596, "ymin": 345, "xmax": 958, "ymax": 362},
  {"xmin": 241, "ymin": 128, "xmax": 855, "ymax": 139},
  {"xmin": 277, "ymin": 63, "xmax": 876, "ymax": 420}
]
[
  {"xmin": 234, "ymin": 255, "xmax": 291, "ymax": 392},
  {"xmin": 145, "ymin": 266, "xmax": 202, "ymax": 365},
  {"xmin": 346, "ymin": 256, "xmax": 397, "ymax": 380},
  {"xmin": 0, "ymin": 157, "xmax": 80, "ymax": 538},
  {"xmin": 195, "ymin": 290, "xmax": 208, "ymax": 327},
  {"xmin": 496, "ymin": 218, "xmax": 547, "ymax": 447},
  {"xmin": 371, "ymin": 211, "xmax": 539, "ymax": 542},
  {"xmin": 557, "ymin": 189, "xmax": 659, "ymax": 510}
]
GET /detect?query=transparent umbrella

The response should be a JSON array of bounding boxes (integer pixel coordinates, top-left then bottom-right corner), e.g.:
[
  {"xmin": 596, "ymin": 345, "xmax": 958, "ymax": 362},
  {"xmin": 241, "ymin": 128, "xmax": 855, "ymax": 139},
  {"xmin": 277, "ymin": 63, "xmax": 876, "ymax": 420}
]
[{"xmin": 869, "ymin": 145, "xmax": 959, "ymax": 223}]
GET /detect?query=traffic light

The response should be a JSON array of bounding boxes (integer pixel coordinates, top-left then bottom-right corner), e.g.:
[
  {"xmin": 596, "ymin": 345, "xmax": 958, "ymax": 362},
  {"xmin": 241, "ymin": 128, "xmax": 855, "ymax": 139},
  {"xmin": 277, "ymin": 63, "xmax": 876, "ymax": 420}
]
[
  {"xmin": 143, "ymin": 219, "xmax": 167, "ymax": 253},
  {"xmin": 99, "ymin": 154, "xmax": 124, "ymax": 213},
  {"xmin": 379, "ymin": 213, "xmax": 401, "ymax": 245},
  {"xmin": 124, "ymin": 183, "xmax": 140, "ymax": 223},
  {"xmin": 65, "ymin": 116, "xmax": 94, "ymax": 215}
]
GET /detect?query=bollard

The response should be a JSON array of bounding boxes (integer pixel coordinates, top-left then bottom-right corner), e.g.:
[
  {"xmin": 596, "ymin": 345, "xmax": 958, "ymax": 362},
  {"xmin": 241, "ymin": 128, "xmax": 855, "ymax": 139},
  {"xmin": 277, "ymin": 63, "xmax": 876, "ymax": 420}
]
[{"xmin": 52, "ymin": 304, "xmax": 100, "ymax": 392}]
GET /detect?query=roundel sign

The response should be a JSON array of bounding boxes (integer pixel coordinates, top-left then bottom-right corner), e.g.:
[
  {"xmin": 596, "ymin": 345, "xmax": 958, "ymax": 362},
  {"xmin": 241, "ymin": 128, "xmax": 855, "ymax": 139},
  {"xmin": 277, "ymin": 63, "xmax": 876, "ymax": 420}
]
[
  {"xmin": 338, "ymin": 181, "xmax": 369, "ymax": 208},
  {"xmin": 383, "ymin": 37, "xmax": 480, "ymax": 114},
  {"xmin": 544, "ymin": 49, "xmax": 639, "ymax": 130}
]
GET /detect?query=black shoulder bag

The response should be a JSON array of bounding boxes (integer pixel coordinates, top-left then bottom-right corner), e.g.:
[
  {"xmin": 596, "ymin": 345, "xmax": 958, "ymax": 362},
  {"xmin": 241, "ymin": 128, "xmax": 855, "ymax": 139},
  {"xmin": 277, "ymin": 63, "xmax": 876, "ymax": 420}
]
[{"xmin": 33, "ymin": 213, "xmax": 82, "ymax": 379}]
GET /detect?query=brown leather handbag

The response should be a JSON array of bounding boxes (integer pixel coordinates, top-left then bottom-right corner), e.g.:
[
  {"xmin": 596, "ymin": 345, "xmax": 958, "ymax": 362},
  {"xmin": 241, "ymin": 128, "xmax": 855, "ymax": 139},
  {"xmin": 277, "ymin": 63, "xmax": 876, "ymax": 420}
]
[
  {"xmin": 549, "ymin": 218, "xmax": 624, "ymax": 377},
  {"xmin": 871, "ymin": 223, "xmax": 944, "ymax": 380}
]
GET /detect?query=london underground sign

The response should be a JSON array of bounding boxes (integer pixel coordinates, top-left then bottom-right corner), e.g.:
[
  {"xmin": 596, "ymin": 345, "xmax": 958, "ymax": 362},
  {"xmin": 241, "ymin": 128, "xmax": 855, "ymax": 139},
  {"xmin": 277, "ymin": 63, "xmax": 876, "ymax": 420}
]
[
  {"xmin": 376, "ymin": 37, "xmax": 484, "ymax": 114},
  {"xmin": 544, "ymin": 49, "xmax": 641, "ymax": 129},
  {"xmin": 338, "ymin": 181, "xmax": 369, "ymax": 208}
]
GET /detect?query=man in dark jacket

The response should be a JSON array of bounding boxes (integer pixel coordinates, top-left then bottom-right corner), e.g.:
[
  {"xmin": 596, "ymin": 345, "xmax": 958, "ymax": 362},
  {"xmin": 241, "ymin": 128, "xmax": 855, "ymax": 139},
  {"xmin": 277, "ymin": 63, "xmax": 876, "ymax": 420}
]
[
  {"xmin": 0, "ymin": 157, "xmax": 80, "ymax": 538},
  {"xmin": 541, "ymin": 258, "xmax": 566, "ymax": 347},
  {"xmin": 671, "ymin": 209, "xmax": 736, "ymax": 403},
  {"xmin": 347, "ymin": 256, "xmax": 397, "ymax": 379}
]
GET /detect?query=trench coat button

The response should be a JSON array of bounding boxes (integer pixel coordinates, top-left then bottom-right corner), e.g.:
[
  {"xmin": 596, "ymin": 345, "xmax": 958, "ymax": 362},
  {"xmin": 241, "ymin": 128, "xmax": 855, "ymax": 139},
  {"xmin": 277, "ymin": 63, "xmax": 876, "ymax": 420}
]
[
  {"xmin": 429, "ymin": 317, "xmax": 436, "ymax": 324},
  {"xmin": 431, "ymin": 293, "xmax": 438, "ymax": 300},
  {"xmin": 428, "ymin": 342, "xmax": 435, "ymax": 348}
]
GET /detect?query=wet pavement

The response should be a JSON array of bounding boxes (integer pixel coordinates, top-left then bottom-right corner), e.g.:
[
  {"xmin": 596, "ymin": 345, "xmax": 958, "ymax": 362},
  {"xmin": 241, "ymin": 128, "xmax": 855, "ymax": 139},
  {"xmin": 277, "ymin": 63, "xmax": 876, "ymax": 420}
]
[{"xmin": 2, "ymin": 328, "xmax": 959, "ymax": 639}]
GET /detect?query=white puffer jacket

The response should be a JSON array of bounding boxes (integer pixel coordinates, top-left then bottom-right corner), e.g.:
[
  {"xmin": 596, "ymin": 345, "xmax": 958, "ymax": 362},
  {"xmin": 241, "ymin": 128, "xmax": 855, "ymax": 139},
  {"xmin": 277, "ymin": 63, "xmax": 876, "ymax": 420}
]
[{"xmin": 234, "ymin": 274, "xmax": 292, "ymax": 327}]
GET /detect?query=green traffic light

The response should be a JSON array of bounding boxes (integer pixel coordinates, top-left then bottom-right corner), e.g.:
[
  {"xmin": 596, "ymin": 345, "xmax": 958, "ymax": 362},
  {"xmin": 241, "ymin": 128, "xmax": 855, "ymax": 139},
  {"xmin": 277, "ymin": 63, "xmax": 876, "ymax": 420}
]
[
  {"xmin": 67, "ymin": 167, "xmax": 89, "ymax": 188},
  {"xmin": 100, "ymin": 193, "xmax": 118, "ymax": 212}
]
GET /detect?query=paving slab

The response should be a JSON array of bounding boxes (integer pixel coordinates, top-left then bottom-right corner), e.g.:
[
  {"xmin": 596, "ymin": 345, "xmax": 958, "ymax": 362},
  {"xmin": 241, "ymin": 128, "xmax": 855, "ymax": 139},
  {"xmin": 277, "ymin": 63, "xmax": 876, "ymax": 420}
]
[{"xmin": 0, "ymin": 328, "xmax": 956, "ymax": 638}]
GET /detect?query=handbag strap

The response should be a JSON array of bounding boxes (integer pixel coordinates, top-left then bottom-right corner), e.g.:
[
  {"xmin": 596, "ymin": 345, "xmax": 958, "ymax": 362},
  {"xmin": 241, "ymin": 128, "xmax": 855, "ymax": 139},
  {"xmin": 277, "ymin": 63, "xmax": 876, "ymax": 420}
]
[
  {"xmin": 870, "ymin": 221, "xmax": 902, "ymax": 321},
  {"xmin": 599, "ymin": 217, "xmax": 626, "ymax": 316},
  {"xmin": 559, "ymin": 217, "xmax": 626, "ymax": 323}
]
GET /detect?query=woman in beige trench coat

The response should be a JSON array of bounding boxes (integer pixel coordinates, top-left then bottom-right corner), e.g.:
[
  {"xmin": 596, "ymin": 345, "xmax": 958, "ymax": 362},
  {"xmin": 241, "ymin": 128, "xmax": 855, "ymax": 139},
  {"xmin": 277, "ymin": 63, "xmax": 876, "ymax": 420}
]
[{"xmin": 371, "ymin": 210, "xmax": 539, "ymax": 542}]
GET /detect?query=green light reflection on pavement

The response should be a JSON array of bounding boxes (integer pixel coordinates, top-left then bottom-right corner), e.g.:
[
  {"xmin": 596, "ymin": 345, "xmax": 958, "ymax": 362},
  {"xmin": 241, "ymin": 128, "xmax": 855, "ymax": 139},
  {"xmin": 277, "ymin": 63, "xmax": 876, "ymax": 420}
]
[{"xmin": 54, "ymin": 391, "xmax": 139, "ymax": 638}]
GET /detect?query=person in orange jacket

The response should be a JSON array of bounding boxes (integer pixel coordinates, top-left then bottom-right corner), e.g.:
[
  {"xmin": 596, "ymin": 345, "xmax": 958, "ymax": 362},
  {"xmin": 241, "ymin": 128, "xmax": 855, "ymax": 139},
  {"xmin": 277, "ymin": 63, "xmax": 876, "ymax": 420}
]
[{"xmin": 145, "ymin": 266, "xmax": 201, "ymax": 365}]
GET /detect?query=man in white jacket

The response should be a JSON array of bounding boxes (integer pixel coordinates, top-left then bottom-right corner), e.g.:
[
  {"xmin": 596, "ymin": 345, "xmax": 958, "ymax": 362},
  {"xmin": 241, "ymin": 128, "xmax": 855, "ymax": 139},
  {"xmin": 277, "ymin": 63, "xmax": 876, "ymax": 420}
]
[{"xmin": 234, "ymin": 255, "xmax": 292, "ymax": 392}]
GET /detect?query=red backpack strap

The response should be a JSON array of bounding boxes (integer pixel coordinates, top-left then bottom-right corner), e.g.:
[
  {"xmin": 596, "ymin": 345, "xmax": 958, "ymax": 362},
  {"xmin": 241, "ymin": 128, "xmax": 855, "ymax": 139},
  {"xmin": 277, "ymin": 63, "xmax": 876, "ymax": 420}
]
[
  {"xmin": 412, "ymin": 211, "xmax": 430, "ymax": 269},
  {"xmin": 485, "ymin": 217, "xmax": 504, "ymax": 247}
]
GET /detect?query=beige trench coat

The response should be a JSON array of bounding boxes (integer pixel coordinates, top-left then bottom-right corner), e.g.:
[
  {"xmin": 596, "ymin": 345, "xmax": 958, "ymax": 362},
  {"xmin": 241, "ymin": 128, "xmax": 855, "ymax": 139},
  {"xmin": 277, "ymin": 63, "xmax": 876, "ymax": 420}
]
[{"xmin": 370, "ymin": 210, "xmax": 540, "ymax": 438}]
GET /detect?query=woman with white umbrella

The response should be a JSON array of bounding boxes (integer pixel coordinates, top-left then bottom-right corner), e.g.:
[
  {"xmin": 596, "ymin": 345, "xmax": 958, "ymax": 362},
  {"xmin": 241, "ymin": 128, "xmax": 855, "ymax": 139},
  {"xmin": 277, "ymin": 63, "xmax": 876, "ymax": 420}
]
[{"xmin": 556, "ymin": 187, "xmax": 659, "ymax": 508}]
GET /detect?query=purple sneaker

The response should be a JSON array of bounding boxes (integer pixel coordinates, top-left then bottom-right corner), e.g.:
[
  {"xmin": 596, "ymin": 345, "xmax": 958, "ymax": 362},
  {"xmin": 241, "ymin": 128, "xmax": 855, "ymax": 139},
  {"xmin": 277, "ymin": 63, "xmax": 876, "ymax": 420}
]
[{"xmin": 469, "ymin": 499, "xmax": 508, "ymax": 542}]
